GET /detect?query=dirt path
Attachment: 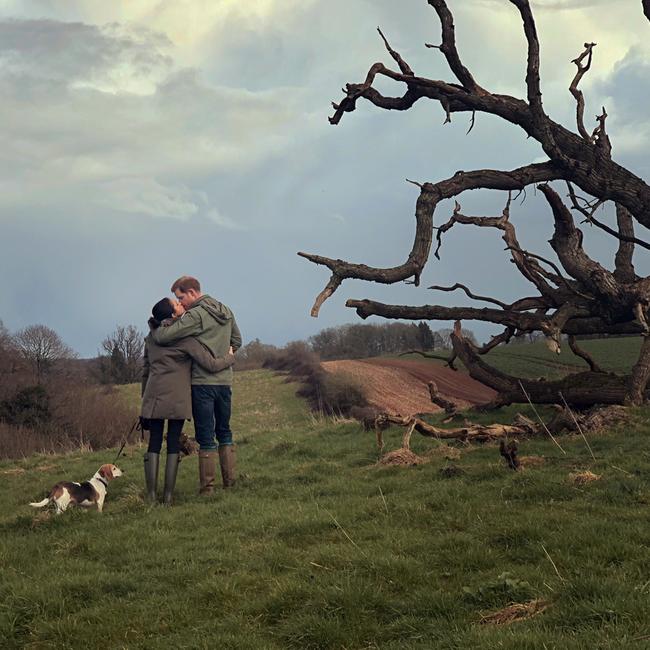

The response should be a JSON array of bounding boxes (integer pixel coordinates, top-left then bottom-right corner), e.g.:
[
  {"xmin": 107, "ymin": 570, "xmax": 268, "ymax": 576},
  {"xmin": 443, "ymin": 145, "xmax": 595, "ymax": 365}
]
[{"xmin": 322, "ymin": 358, "xmax": 496, "ymax": 416}]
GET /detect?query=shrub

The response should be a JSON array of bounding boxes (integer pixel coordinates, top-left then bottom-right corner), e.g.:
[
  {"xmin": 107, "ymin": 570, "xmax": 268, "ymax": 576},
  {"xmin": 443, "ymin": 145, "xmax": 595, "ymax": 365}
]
[
  {"xmin": 49, "ymin": 382, "xmax": 139, "ymax": 451},
  {"xmin": 0, "ymin": 385, "xmax": 51, "ymax": 427},
  {"xmin": 263, "ymin": 341, "xmax": 320, "ymax": 377},
  {"xmin": 264, "ymin": 342, "xmax": 368, "ymax": 415},
  {"xmin": 0, "ymin": 382, "xmax": 138, "ymax": 459},
  {"xmin": 312, "ymin": 371, "xmax": 368, "ymax": 415}
]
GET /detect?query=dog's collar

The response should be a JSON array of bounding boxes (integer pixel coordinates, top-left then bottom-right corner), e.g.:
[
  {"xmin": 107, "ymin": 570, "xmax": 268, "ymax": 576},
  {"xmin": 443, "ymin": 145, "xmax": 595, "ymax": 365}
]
[{"xmin": 96, "ymin": 476, "xmax": 108, "ymax": 488}]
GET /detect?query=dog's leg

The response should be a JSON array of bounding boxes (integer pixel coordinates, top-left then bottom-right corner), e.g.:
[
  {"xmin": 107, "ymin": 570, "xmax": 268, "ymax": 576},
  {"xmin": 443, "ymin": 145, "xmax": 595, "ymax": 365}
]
[
  {"xmin": 56, "ymin": 491, "xmax": 72, "ymax": 514},
  {"xmin": 96, "ymin": 495, "xmax": 105, "ymax": 513}
]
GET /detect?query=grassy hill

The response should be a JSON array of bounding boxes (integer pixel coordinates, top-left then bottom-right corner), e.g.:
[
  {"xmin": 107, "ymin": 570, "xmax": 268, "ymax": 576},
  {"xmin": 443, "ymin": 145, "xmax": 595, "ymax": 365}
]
[
  {"xmin": 486, "ymin": 337, "xmax": 641, "ymax": 380},
  {"xmin": 402, "ymin": 336, "xmax": 642, "ymax": 380},
  {"xmin": 1, "ymin": 364, "xmax": 650, "ymax": 648}
]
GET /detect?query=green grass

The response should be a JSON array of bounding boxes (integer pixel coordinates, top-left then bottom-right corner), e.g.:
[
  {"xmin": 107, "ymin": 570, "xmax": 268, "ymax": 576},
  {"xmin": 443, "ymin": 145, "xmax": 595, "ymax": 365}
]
[
  {"xmin": 486, "ymin": 337, "xmax": 642, "ymax": 380},
  {"xmin": 401, "ymin": 336, "xmax": 643, "ymax": 380},
  {"xmin": 1, "ymin": 367, "xmax": 650, "ymax": 648}
]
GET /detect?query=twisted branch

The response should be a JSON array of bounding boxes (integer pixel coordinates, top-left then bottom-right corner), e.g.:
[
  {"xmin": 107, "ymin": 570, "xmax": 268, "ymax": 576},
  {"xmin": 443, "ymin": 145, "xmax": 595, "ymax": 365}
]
[
  {"xmin": 299, "ymin": 162, "xmax": 559, "ymax": 315},
  {"xmin": 569, "ymin": 42, "xmax": 596, "ymax": 141},
  {"xmin": 568, "ymin": 335, "xmax": 603, "ymax": 373},
  {"xmin": 377, "ymin": 27, "xmax": 414, "ymax": 76},
  {"xmin": 428, "ymin": 283, "xmax": 509, "ymax": 309}
]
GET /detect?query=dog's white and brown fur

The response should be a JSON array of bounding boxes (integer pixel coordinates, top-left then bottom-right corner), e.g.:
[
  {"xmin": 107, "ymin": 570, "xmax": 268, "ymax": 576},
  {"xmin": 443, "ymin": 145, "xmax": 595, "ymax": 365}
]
[{"xmin": 29, "ymin": 464, "xmax": 123, "ymax": 514}]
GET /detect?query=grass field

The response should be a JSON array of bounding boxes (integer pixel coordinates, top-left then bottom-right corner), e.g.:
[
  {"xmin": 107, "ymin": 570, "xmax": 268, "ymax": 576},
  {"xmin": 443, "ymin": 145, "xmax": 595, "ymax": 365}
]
[
  {"xmin": 403, "ymin": 336, "xmax": 642, "ymax": 380},
  {"xmin": 1, "ymin": 362, "xmax": 650, "ymax": 648}
]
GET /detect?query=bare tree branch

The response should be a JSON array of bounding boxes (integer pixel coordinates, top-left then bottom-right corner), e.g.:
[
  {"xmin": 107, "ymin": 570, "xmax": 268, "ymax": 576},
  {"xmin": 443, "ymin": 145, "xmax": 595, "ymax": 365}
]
[
  {"xmin": 592, "ymin": 106, "xmax": 612, "ymax": 156},
  {"xmin": 540, "ymin": 184, "xmax": 622, "ymax": 301},
  {"xmin": 509, "ymin": 0, "xmax": 544, "ymax": 123},
  {"xmin": 614, "ymin": 204, "xmax": 637, "ymax": 283},
  {"xmin": 568, "ymin": 335, "xmax": 603, "ymax": 373},
  {"xmin": 477, "ymin": 327, "xmax": 516, "ymax": 354},
  {"xmin": 566, "ymin": 182, "xmax": 650, "ymax": 255},
  {"xmin": 344, "ymin": 297, "xmax": 642, "ymax": 337},
  {"xmin": 377, "ymin": 27, "xmax": 414, "ymax": 76},
  {"xmin": 299, "ymin": 162, "xmax": 560, "ymax": 313},
  {"xmin": 326, "ymin": 4, "xmax": 650, "ymax": 224},
  {"xmin": 428, "ymin": 283, "xmax": 509, "ymax": 309},
  {"xmin": 426, "ymin": 0, "xmax": 482, "ymax": 93},
  {"xmin": 569, "ymin": 42, "xmax": 596, "ymax": 141},
  {"xmin": 399, "ymin": 349, "xmax": 458, "ymax": 369}
]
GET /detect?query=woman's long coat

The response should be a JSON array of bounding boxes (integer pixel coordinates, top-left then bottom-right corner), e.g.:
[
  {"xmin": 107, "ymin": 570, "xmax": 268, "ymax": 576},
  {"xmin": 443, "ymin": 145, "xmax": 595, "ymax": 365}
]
[{"xmin": 141, "ymin": 335, "xmax": 234, "ymax": 420}]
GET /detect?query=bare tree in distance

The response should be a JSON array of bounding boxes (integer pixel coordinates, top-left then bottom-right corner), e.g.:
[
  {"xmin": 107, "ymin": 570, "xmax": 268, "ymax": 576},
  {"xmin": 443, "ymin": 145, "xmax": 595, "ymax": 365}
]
[
  {"xmin": 97, "ymin": 325, "xmax": 144, "ymax": 385},
  {"xmin": 299, "ymin": 1, "xmax": 650, "ymax": 407},
  {"xmin": 0, "ymin": 319, "xmax": 10, "ymax": 349},
  {"xmin": 0, "ymin": 319, "xmax": 20, "ymax": 382},
  {"xmin": 13, "ymin": 324, "xmax": 75, "ymax": 383}
]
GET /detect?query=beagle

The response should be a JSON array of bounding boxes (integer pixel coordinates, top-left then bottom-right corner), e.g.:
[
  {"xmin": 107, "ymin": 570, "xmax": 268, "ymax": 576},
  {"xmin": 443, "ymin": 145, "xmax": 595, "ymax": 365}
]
[{"xmin": 29, "ymin": 464, "xmax": 123, "ymax": 514}]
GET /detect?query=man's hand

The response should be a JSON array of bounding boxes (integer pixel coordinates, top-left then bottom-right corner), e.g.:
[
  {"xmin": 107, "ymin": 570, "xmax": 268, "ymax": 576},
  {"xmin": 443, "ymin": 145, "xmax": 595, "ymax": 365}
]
[{"xmin": 229, "ymin": 346, "xmax": 234, "ymax": 354}]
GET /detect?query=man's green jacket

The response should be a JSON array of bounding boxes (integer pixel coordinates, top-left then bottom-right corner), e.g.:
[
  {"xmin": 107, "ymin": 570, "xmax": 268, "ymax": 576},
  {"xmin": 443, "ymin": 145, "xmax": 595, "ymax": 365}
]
[{"xmin": 151, "ymin": 294, "xmax": 242, "ymax": 385}]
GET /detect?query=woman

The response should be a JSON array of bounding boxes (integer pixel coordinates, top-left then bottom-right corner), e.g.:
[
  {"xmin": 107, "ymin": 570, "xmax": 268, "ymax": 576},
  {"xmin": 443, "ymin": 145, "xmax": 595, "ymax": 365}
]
[{"xmin": 141, "ymin": 297, "xmax": 234, "ymax": 504}]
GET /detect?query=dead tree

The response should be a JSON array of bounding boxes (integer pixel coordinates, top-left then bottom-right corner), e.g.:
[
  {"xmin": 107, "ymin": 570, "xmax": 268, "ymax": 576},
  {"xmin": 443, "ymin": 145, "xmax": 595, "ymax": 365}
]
[
  {"xmin": 13, "ymin": 324, "xmax": 75, "ymax": 383},
  {"xmin": 300, "ymin": 1, "xmax": 650, "ymax": 407}
]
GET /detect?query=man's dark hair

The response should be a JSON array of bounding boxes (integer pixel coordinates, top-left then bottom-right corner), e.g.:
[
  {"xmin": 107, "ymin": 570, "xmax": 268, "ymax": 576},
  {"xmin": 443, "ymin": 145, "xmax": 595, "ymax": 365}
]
[{"xmin": 171, "ymin": 276, "xmax": 201, "ymax": 294}]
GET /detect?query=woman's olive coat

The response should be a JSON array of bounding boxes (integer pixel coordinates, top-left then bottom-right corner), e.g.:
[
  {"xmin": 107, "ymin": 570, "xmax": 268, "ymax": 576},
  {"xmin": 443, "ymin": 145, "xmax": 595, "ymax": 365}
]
[{"xmin": 141, "ymin": 334, "xmax": 234, "ymax": 420}]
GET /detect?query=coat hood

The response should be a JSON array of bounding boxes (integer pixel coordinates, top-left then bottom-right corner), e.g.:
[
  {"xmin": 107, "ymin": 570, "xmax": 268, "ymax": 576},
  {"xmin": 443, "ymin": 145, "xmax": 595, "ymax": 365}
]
[{"xmin": 194, "ymin": 295, "xmax": 233, "ymax": 326}]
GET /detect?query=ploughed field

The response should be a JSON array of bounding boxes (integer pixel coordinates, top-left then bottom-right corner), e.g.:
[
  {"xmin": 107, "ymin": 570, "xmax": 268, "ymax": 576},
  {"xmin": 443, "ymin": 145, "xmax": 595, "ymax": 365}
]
[
  {"xmin": 322, "ymin": 358, "xmax": 496, "ymax": 414},
  {"xmin": 327, "ymin": 336, "xmax": 646, "ymax": 415}
]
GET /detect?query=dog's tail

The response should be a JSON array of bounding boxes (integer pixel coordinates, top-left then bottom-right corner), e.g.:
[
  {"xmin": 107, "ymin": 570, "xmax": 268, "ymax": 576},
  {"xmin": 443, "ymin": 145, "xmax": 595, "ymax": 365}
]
[{"xmin": 29, "ymin": 498, "xmax": 50, "ymax": 508}]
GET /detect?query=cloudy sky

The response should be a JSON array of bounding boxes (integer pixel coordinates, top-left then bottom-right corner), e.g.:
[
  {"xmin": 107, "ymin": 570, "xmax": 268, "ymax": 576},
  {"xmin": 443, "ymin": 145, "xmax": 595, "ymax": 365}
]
[{"xmin": 0, "ymin": 0, "xmax": 649, "ymax": 356}]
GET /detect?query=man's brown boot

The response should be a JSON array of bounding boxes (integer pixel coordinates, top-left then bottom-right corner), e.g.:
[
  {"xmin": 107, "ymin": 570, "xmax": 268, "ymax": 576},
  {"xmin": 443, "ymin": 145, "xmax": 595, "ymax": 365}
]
[
  {"xmin": 218, "ymin": 445, "xmax": 236, "ymax": 488},
  {"xmin": 198, "ymin": 450, "xmax": 217, "ymax": 495}
]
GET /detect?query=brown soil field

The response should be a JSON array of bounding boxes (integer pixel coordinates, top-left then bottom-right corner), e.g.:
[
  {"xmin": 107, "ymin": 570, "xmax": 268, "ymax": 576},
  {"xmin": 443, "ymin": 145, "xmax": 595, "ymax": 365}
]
[{"xmin": 322, "ymin": 358, "xmax": 496, "ymax": 416}]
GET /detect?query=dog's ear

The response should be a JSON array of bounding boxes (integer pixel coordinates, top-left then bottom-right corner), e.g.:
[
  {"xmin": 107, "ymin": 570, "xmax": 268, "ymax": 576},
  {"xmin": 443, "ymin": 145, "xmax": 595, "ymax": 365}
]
[{"xmin": 99, "ymin": 464, "xmax": 114, "ymax": 480}]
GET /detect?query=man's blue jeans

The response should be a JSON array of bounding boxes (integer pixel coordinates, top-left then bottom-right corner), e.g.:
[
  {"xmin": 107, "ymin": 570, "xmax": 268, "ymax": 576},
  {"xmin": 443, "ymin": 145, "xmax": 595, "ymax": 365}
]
[{"xmin": 191, "ymin": 385, "xmax": 233, "ymax": 451}]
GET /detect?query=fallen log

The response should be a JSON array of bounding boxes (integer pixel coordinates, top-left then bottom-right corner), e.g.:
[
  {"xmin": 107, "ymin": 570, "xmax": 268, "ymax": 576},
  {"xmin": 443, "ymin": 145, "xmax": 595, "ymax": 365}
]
[{"xmin": 374, "ymin": 413, "xmax": 537, "ymax": 452}]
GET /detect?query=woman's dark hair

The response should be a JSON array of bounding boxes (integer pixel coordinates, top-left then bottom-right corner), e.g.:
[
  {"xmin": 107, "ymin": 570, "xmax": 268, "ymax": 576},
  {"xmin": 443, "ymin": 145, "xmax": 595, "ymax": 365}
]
[{"xmin": 149, "ymin": 298, "xmax": 174, "ymax": 329}]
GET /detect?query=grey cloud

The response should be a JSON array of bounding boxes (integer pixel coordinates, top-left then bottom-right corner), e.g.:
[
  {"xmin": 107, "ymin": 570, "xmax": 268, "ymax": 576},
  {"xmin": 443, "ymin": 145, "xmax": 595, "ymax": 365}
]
[
  {"xmin": 596, "ymin": 47, "xmax": 650, "ymax": 125},
  {"xmin": 0, "ymin": 19, "xmax": 172, "ymax": 86},
  {"xmin": 0, "ymin": 19, "xmax": 306, "ymax": 224}
]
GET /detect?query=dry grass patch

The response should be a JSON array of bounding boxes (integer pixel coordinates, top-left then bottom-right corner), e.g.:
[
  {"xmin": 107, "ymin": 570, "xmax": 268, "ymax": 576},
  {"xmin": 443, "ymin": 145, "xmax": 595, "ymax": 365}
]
[
  {"xmin": 479, "ymin": 599, "xmax": 550, "ymax": 625},
  {"xmin": 377, "ymin": 447, "xmax": 428, "ymax": 467},
  {"xmin": 519, "ymin": 455, "xmax": 545, "ymax": 468},
  {"xmin": 428, "ymin": 444, "xmax": 461, "ymax": 460},
  {"xmin": 0, "ymin": 467, "xmax": 26, "ymax": 475},
  {"xmin": 569, "ymin": 470, "xmax": 601, "ymax": 485}
]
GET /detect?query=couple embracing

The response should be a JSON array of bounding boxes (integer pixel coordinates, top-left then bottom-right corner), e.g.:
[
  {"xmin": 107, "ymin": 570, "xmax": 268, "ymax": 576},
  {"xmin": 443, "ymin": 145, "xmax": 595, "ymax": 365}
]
[{"xmin": 140, "ymin": 275, "xmax": 242, "ymax": 504}]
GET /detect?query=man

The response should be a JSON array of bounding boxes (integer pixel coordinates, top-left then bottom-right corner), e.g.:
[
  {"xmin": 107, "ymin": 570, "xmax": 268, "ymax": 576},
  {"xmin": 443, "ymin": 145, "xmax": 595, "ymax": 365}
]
[{"xmin": 151, "ymin": 275, "xmax": 242, "ymax": 494}]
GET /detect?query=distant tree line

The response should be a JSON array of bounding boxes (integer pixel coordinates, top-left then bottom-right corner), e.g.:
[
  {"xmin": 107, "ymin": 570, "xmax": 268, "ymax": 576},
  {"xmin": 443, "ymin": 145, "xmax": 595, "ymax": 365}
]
[
  {"xmin": 309, "ymin": 322, "xmax": 476, "ymax": 360},
  {"xmin": 232, "ymin": 322, "xmax": 479, "ymax": 369},
  {"xmin": 0, "ymin": 318, "xmax": 138, "ymax": 459}
]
